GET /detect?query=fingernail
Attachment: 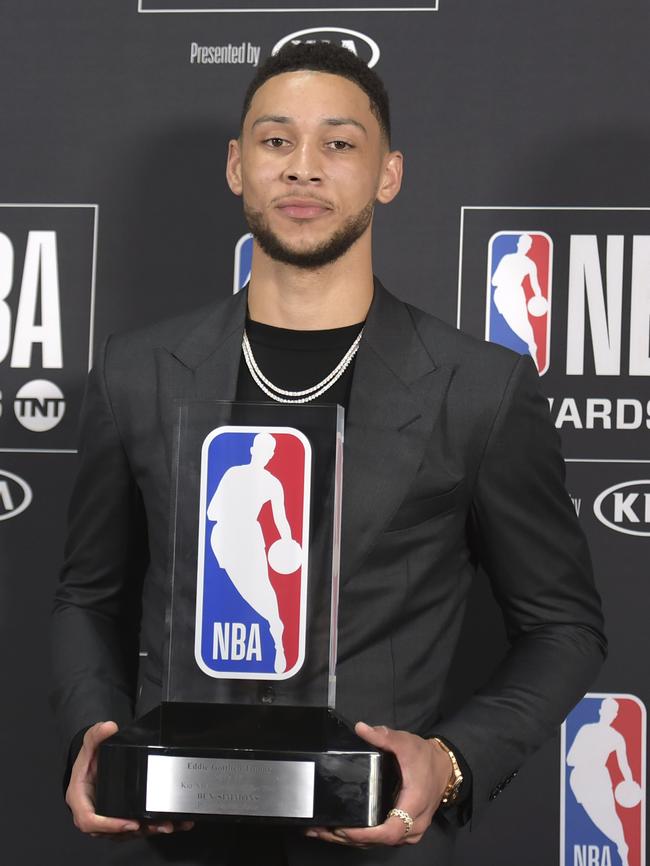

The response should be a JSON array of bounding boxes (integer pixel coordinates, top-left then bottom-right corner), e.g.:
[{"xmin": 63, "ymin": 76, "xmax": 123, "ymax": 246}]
[
  {"xmin": 334, "ymin": 830, "xmax": 348, "ymax": 839},
  {"xmin": 122, "ymin": 822, "xmax": 138, "ymax": 831},
  {"xmin": 157, "ymin": 825, "xmax": 173, "ymax": 833},
  {"xmin": 305, "ymin": 830, "xmax": 318, "ymax": 838}
]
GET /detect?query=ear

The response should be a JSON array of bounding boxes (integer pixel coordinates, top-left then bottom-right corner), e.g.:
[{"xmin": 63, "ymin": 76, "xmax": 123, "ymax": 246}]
[
  {"xmin": 376, "ymin": 150, "xmax": 403, "ymax": 205},
  {"xmin": 226, "ymin": 138, "xmax": 243, "ymax": 196}
]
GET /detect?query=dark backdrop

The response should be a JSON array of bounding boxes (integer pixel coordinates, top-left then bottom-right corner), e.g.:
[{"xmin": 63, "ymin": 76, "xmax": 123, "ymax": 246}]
[{"xmin": 0, "ymin": 2, "xmax": 648, "ymax": 864}]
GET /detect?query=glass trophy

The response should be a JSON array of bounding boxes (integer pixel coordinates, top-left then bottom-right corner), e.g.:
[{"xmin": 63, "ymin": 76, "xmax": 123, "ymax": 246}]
[{"xmin": 95, "ymin": 401, "xmax": 398, "ymax": 825}]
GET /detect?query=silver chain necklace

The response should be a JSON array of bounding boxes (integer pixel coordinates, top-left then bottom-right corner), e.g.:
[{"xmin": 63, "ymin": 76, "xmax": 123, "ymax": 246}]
[{"xmin": 242, "ymin": 327, "xmax": 363, "ymax": 404}]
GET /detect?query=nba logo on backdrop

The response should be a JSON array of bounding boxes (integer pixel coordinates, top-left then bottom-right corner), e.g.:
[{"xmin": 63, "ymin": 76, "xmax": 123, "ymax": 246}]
[
  {"xmin": 486, "ymin": 231, "xmax": 553, "ymax": 374},
  {"xmin": 561, "ymin": 693, "xmax": 646, "ymax": 866},
  {"xmin": 195, "ymin": 426, "xmax": 311, "ymax": 680},
  {"xmin": 233, "ymin": 232, "xmax": 253, "ymax": 293}
]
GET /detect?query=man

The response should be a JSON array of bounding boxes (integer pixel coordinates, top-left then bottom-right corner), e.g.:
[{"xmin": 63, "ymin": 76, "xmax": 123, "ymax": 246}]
[{"xmin": 51, "ymin": 42, "xmax": 606, "ymax": 865}]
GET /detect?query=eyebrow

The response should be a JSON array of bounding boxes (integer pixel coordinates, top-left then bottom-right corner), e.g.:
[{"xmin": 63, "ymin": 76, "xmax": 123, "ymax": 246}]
[
  {"xmin": 252, "ymin": 115, "xmax": 291, "ymax": 128},
  {"xmin": 252, "ymin": 115, "xmax": 367, "ymax": 135},
  {"xmin": 324, "ymin": 117, "xmax": 367, "ymax": 135}
]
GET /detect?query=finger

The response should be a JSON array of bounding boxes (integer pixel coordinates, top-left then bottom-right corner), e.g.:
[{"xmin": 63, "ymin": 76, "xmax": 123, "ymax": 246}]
[
  {"xmin": 307, "ymin": 816, "xmax": 418, "ymax": 849},
  {"xmin": 330, "ymin": 817, "xmax": 408, "ymax": 848},
  {"xmin": 72, "ymin": 806, "xmax": 140, "ymax": 836},
  {"xmin": 108, "ymin": 821, "xmax": 195, "ymax": 842},
  {"xmin": 73, "ymin": 722, "xmax": 119, "ymax": 781},
  {"xmin": 148, "ymin": 822, "xmax": 175, "ymax": 834},
  {"xmin": 177, "ymin": 821, "xmax": 195, "ymax": 831},
  {"xmin": 305, "ymin": 828, "xmax": 367, "ymax": 847},
  {"xmin": 68, "ymin": 721, "xmax": 129, "ymax": 832},
  {"xmin": 138, "ymin": 820, "xmax": 195, "ymax": 835},
  {"xmin": 337, "ymin": 791, "xmax": 429, "ymax": 848},
  {"xmin": 353, "ymin": 721, "xmax": 394, "ymax": 751},
  {"xmin": 83, "ymin": 720, "xmax": 119, "ymax": 751}
]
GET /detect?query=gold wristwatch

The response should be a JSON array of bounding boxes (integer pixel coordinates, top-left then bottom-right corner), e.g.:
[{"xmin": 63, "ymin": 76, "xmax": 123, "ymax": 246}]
[{"xmin": 432, "ymin": 737, "xmax": 464, "ymax": 805}]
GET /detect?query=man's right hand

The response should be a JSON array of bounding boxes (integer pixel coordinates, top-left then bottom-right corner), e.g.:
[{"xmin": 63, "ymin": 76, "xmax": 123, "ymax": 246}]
[{"xmin": 66, "ymin": 721, "xmax": 194, "ymax": 837}]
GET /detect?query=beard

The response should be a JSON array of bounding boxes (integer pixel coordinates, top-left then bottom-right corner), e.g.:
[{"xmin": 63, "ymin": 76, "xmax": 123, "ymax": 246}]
[{"xmin": 244, "ymin": 198, "xmax": 375, "ymax": 270}]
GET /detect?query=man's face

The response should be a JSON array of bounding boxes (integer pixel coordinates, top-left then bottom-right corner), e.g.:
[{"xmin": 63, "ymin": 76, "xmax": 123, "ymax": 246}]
[{"xmin": 227, "ymin": 70, "xmax": 402, "ymax": 269}]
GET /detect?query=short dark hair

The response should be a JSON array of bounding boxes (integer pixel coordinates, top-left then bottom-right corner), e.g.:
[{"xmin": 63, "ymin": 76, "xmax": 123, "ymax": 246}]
[{"xmin": 240, "ymin": 42, "xmax": 392, "ymax": 144}]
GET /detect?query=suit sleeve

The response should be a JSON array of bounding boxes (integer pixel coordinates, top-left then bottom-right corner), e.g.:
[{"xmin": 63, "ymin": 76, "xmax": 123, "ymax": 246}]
[
  {"xmin": 50, "ymin": 335, "xmax": 148, "ymax": 756},
  {"xmin": 433, "ymin": 354, "xmax": 606, "ymax": 827}
]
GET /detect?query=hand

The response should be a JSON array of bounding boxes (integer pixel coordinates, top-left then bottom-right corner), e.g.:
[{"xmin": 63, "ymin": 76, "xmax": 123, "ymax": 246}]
[
  {"xmin": 66, "ymin": 721, "xmax": 194, "ymax": 838},
  {"xmin": 305, "ymin": 722, "xmax": 451, "ymax": 848}
]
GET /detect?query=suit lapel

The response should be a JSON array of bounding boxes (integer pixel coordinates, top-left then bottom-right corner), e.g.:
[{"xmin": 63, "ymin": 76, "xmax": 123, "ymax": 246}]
[
  {"xmin": 341, "ymin": 283, "xmax": 454, "ymax": 580},
  {"xmin": 156, "ymin": 289, "xmax": 248, "ymax": 472}
]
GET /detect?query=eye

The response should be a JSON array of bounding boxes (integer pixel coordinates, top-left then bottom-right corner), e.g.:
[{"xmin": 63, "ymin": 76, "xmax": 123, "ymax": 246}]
[
  {"xmin": 328, "ymin": 140, "xmax": 353, "ymax": 151},
  {"xmin": 263, "ymin": 137, "xmax": 287, "ymax": 148}
]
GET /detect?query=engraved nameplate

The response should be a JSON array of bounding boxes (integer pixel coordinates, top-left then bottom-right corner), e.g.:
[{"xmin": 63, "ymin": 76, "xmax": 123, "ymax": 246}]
[{"xmin": 145, "ymin": 756, "xmax": 315, "ymax": 817}]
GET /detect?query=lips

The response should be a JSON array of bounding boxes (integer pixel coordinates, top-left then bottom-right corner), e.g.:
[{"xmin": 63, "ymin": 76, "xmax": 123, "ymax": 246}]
[{"xmin": 276, "ymin": 199, "xmax": 332, "ymax": 220}]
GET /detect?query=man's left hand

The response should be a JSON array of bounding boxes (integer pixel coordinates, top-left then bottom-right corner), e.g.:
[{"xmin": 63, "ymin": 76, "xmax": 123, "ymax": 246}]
[{"xmin": 305, "ymin": 721, "xmax": 452, "ymax": 848}]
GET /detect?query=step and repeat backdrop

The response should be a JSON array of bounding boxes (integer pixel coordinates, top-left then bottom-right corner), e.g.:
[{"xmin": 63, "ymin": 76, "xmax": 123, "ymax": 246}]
[{"xmin": 1, "ymin": 1, "xmax": 648, "ymax": 864}]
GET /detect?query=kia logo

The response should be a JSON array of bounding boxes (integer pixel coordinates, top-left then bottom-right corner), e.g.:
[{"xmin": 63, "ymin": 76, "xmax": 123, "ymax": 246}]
[
  {"xmin": 0, "ymin": 469, "xmax": 33, "ymax": 521},
  {"xmin": 593, "ymin": 480, "xmax": 650, "ymax": 537},
  {"xmin": 272, "ymin": 28, "xmax": 381, "ymax": 68}
]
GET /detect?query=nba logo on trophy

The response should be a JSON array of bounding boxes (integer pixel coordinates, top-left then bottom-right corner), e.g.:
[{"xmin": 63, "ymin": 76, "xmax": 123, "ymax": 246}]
[
  {"xmin": 486, "ymin": 231, "xmax": 553, "ymax": 374},
  {"xmin": 561, "ymin": 693, "xmax": 646, "ymax": 866},
  {"xmin": 196, "ymin": 426, "xmax": 311, "ymax": 680}
]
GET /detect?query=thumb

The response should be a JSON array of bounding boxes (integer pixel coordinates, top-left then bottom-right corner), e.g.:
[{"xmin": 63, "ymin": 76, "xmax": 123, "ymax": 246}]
[
  {"xmin": 84, "ymin": 720, "xmax": 119, "ymax": 751},
  {"xmin": 354, "ymin": 721, "xmax": 392, "ymax": 750}
]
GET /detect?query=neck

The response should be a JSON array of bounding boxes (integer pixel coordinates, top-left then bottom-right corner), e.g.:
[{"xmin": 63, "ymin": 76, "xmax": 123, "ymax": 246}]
[{"xmin": 247, "ymin": 236, "xmax": 374, "ymax": 330}]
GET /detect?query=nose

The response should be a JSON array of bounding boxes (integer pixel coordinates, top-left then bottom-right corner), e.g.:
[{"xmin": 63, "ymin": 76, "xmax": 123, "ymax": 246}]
[{"xmin": 282, "ymin": 141, "xmax": 322, "ymax": 184}]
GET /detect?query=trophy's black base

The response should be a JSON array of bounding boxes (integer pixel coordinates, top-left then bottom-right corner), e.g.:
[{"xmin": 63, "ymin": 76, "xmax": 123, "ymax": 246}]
[{"xmin": 96, "ymin": 704, "xmax": 399, "ymax": 826}]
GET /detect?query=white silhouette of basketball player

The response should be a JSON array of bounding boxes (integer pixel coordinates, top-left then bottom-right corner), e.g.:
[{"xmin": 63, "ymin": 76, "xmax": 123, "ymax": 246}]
[
  {"xmin": 567, "ymin": 698, "xmax": 638, "ymax": 866},
  {"xmin": 207, "ymin": 432, "xmax": 296, "ymax": 674},
  {"xmin": 491, "ymin": 233, "xmax": 546, "ymax": 368}
]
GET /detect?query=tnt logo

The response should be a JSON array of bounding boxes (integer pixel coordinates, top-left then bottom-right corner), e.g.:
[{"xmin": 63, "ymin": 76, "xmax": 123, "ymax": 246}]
[
  {"xmin": 233, "ymin": 232, "xmax": 253, "ymax": 294},
  {"xmin": 486, "ymin": 231, "xmax": 552, "ymax": 374},
  {"xmin": 14, "ymin": 379, "xmax": 65, "ymax": 431},
  {"xmin": 561, "ymin": 693, "xmax": 646, "ymax": 866},
  {"xmin": 195, "ymin": 426, "xmax": 311, "ymax": 680}
]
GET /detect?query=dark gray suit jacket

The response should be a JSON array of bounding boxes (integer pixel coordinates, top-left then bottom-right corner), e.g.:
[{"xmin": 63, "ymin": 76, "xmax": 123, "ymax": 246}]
[{"xmin": 51, "ymin": 282, "xmax": 606, "ymax": 864}]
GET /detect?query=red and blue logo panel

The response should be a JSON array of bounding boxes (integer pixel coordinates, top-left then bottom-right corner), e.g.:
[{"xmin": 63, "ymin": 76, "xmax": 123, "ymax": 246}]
[
  {"xmin": 195, "ymin": 426, "xmax": 311, "ymax": 680},
  {"xmin": 486, "ymin": 230, "xmax": 553, "ymax": 375},
  {"xmin": 561, "ymin": 693, "xmax": 646, "ymax": 866}
]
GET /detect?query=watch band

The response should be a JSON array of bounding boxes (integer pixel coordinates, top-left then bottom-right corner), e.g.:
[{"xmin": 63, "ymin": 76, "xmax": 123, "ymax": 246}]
[{"xmin": 432, "ymin": 737, "xmax": 464, "ymax": 804}]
